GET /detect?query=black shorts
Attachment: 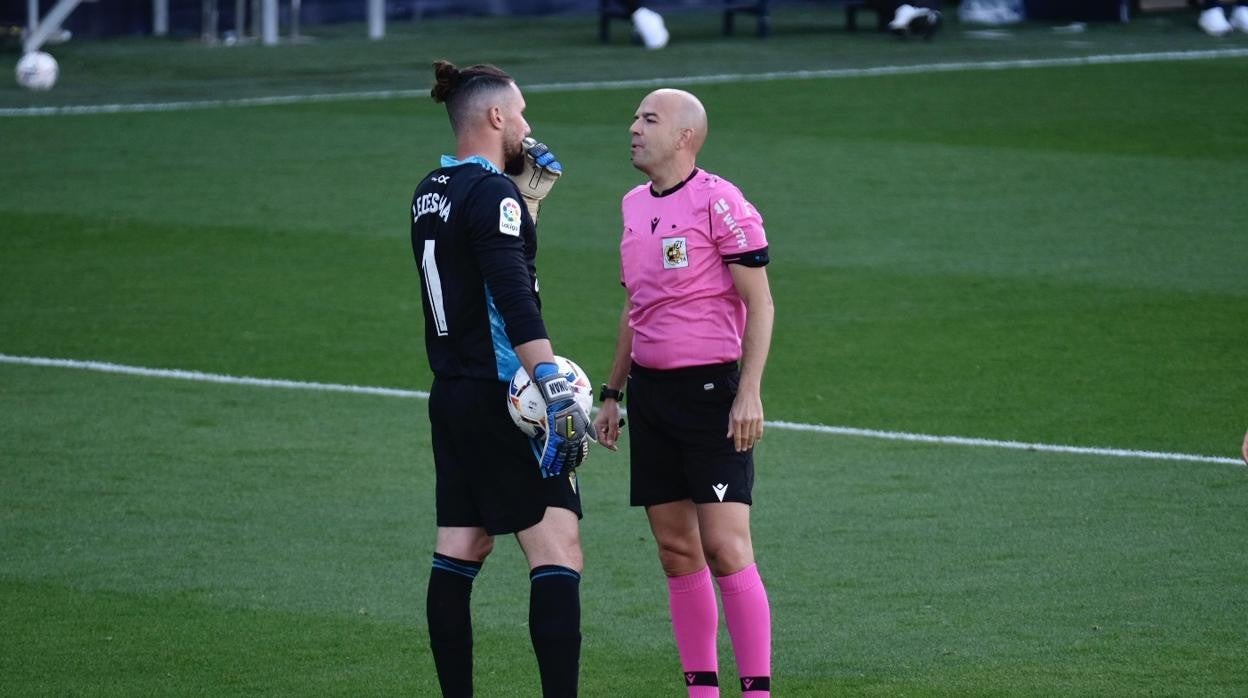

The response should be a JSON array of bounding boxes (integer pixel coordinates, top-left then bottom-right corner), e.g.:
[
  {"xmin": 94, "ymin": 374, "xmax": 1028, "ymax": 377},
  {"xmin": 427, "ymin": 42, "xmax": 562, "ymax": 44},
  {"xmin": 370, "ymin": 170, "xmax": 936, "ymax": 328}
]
[
  {"xmin": 627, "ymin": 361, "xmax": 755, "ymax": 507},
  {"xmin": 429, "ymin": 375, "xmax": 582, "ymax": 535}
]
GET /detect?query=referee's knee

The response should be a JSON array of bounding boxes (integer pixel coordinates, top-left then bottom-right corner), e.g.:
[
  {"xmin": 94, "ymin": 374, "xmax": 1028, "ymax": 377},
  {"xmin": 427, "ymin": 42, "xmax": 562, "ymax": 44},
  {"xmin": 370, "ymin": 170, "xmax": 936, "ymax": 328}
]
[
  {"xmin": 702, "ymin": 540, "xmax": 755, "ymax": 577},
  {"xmin": 656, "ymin": 543, "xmax": 705, "ymax": 577}
]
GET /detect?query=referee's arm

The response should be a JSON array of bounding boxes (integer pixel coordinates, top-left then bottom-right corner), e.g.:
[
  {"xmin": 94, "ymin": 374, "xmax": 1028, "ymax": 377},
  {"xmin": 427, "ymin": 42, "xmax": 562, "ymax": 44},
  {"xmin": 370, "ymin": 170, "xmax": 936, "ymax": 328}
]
[
  {"xmin": 594, "ymin": 302, "xmax": 633, "ymax": 451},
  {"xmin": 728, "ymin": 264, "xmax": 774, "ymax": 452}
]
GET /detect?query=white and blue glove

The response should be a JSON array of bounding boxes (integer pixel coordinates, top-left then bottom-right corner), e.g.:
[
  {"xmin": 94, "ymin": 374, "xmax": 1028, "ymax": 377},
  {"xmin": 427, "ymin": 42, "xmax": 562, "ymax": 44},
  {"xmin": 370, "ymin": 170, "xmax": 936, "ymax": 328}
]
[
  {"xmin": 532, "ymin": 361, "xmax": 592, "ymax": 478},
  {"xmin": 509, "ymin": 137, "xmax": 562, "ymax": 221}
]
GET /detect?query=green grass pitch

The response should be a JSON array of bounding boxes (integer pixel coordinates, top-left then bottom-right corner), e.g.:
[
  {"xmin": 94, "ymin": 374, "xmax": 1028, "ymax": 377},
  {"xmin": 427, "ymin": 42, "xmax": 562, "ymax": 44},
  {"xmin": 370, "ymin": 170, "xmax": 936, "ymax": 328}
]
[{"xmin": 2, "ymin": 8, "xmax": 1247, "ymax": 695}]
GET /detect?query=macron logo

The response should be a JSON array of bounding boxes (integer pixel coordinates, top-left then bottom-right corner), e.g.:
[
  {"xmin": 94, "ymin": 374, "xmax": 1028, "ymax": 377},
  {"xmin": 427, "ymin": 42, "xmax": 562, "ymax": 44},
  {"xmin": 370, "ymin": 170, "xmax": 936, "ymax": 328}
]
[
  {"xmin": 712, "ymin": 483, "xmax": 728, "ymax": 502},
  {"xmin": 686, "ymin": 673, "xmax": 697, "ymax": 685}
]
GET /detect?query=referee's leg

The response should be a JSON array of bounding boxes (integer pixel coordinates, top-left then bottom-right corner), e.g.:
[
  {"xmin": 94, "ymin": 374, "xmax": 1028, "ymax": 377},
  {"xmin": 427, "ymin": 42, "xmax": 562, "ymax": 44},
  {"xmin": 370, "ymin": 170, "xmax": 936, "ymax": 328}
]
[
  {"xmin": 647, "ymin": 500, "xmax": 720, "ymax": 697},
  {"xmin": 699, "ymin": 503, "xmax": 772, "ymax": 697}
]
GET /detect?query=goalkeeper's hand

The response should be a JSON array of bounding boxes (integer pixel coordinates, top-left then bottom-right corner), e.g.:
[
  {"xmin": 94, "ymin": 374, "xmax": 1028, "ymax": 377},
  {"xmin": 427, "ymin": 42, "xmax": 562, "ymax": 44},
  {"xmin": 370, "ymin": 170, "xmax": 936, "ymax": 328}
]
[
  {"xmin": 508, "ymin": 137, "xmax": 562, "ymax": 222},
  {"xmin": 531, "ymin": 361, "xmax": 592, "ymax": 478}
]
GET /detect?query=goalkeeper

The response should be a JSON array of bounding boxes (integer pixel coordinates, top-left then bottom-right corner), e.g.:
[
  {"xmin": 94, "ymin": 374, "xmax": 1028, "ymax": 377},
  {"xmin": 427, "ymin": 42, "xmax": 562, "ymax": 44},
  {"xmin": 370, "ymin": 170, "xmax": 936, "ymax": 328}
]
[{"xmin": 410, "ymin": 60, "xmax": 592, "ymax": 697}]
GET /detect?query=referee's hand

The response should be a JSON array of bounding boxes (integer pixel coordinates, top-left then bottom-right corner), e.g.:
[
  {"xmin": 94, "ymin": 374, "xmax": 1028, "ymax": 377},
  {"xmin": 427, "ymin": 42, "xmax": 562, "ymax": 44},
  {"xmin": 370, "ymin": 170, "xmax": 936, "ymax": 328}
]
[
  {"xmin": 727, "ymin": 386, "xmax": 765, "ymax": 453},
  {"xmin": 594, "ymin": 402, "xmax": 624, "ymax": 452}
]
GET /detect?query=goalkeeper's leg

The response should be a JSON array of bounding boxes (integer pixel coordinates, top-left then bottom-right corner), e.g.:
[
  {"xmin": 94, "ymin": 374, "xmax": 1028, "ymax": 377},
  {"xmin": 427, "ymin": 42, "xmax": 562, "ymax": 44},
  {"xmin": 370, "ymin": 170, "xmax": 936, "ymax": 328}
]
[
  {"xmin": 530, "ymin": 565, "xmax": 582, "ymax": 697},
  {"xmin": 518, "ymin": 507, "xmax": 584, "ymax": 696},
  {"xmin": 427, "ymin": 548, "xmax": 485, "ymax": 697}
]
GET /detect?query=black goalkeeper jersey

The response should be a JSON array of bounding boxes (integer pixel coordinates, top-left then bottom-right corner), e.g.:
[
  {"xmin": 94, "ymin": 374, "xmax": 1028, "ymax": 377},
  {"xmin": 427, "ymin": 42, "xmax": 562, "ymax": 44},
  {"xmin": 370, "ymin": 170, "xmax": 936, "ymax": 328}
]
[{"xmin": 410, "ymin": 159, "xmax": 547, "ymax": 382}]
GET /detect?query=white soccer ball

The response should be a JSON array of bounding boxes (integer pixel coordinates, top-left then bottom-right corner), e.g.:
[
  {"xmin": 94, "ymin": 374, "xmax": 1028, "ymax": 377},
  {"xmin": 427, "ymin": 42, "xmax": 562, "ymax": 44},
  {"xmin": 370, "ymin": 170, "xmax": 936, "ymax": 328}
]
[
  {"xmin": 15, "ymin": 51, "xmax": 58, "ymax": 91},
  {"xmin": 507, "ymin": 356, "xmax": 594, "ymax": 438}
]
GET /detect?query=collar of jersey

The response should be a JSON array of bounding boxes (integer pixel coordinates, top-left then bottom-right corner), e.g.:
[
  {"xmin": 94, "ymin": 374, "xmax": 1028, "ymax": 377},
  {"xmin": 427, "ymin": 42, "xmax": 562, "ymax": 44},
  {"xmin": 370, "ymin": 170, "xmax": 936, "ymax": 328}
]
[
  {"xmin": 650, "ymin": 167, "xmax": 700, "ymax": 198},
  {"xmin": 440, "ymin": 154, "xmax": 500, "ymax": 174}
]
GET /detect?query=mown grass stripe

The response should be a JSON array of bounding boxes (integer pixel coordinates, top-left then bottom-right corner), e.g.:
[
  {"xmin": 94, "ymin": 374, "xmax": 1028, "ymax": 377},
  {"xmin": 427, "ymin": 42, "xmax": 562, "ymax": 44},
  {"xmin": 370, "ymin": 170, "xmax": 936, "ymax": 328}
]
[
  {"xmin": 3, "ymin": 48, "xmax": 1247, "ymax": 117},
  {"xmin": 3, "ymin": 352, "xmax": 1239, "ymax": 466}
]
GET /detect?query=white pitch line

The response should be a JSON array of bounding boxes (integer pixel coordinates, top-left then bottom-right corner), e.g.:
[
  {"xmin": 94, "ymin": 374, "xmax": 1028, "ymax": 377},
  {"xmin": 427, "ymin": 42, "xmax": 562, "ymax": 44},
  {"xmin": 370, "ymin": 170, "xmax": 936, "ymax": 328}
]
[
  {"xmin": 768, "ymin": 421, "xmax": 1242, "ymax": 466},
  {"xmin": 0, "ymin": 353, "xmax": 427, "ymax": 399},
  {"xmin": 2, "ymin": 353, "xmax": 1241, "ymax": 466},
  {"xmin": 3, "ymin": 48, "xmax": 1248, "ymax": 118}
]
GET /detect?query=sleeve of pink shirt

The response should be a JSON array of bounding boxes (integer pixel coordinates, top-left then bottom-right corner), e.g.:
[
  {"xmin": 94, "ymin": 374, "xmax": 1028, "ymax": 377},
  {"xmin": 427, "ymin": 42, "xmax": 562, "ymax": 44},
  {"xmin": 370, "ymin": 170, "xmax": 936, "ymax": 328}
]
[
  {"xmin": 709, "ymin": 182, "xmax": 767, "ymax": 256},
  {"xmin": 618, "ymin": 198, "xmax": 628, "ymax": 287}
]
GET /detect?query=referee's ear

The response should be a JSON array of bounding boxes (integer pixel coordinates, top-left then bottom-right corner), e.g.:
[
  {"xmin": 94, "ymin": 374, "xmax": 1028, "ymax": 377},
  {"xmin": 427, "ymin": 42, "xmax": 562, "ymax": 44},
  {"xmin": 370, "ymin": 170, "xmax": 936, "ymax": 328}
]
[{"xmin": 675, "ymin": 126, "xmax": 695, "ymax": 151}]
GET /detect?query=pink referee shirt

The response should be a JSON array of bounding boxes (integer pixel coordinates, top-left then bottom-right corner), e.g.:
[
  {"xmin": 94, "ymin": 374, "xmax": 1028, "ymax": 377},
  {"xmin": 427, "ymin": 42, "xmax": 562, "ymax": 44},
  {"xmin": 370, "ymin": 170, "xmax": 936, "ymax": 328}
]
[{"xmin": 620, "ymin": 169, "xmax": 768, "ymax": 370}]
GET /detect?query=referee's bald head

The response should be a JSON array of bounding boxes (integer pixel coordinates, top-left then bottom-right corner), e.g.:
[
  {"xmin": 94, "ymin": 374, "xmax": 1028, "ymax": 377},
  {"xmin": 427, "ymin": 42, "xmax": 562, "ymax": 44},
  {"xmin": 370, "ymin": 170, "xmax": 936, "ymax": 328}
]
[
  {"xmin": 431, "ymin": 60, "xmax": 517, "ymax": 135},
  {"xmin": 649, "ymin": 88, "xmax": 708, "ymax": 153}
]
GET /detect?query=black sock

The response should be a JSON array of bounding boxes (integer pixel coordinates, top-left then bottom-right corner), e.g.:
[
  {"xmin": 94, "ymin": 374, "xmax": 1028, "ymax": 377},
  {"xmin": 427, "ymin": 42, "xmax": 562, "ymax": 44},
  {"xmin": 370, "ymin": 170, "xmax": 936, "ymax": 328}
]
[
  {"xmin": 1202, "ymin": 0, "xmax": 1222, "ymax": 10},
  {"xmin": 427, "ymin": 553, "xmax": 482, "ymax": 698},
  {"xmin": 529, "ymin": 565, "xmax": 582, "ymax": 697}
]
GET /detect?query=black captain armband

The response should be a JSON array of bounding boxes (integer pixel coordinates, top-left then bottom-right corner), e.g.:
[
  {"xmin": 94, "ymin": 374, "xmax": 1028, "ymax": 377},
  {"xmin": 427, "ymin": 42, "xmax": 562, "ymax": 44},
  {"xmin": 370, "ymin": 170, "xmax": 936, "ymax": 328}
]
[{"xmin": 723, "ymin": 246, "xmax": 770, "ymax": 267}]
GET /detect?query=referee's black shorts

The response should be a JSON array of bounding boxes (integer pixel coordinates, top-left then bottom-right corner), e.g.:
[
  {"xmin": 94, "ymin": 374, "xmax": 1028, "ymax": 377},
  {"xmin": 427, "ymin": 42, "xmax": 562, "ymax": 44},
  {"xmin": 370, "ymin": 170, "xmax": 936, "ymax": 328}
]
[
  {"xmin": 627, "ymin": 361, "xmax": 755, "ymax": 507},
  {"xmin": 429, "ymin": 375, "xmax": 582, "ymax": 535}
]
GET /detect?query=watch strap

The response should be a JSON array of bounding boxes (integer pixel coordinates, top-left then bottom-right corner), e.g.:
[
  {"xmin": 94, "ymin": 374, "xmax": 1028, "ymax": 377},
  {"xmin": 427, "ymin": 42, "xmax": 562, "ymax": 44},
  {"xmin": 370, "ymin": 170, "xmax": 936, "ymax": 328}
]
[{"xmin": 598, "ymin": 384, "xmax": 624, "ymax": 403}]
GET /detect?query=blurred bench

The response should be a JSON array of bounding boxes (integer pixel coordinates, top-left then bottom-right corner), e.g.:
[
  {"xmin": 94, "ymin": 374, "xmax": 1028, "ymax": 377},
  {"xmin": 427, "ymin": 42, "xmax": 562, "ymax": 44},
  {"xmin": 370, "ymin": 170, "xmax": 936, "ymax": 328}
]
[{"xmin": 598, "ymin": 0, "xmax": 887, "ymax": 41}]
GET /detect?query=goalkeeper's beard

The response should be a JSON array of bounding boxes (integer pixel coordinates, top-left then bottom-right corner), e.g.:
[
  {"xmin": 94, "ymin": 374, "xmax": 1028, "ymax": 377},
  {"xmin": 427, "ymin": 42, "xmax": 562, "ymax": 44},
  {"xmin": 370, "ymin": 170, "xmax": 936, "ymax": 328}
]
[{"xmin": 503, "ymin": 138, "xmax": 526, "ymax": 176}]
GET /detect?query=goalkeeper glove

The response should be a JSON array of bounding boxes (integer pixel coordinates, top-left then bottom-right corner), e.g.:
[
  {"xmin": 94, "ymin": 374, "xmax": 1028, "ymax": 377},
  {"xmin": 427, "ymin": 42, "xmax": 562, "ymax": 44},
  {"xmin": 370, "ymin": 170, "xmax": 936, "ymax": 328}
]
[
  {"xmin": 531, "ymin": 361, "xmax": 592, "ymax": 478},
  {"xmin": 508, "ymin": 137, "xmax": 562, "ymax": 222}
]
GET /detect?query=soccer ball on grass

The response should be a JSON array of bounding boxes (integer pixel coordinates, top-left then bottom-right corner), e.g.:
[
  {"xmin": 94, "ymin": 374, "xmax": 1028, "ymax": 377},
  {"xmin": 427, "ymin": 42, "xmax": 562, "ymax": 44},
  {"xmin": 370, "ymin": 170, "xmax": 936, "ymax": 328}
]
[{"xmin": 15, "ymin": 51, "xmax": 58, "ymax": 91}]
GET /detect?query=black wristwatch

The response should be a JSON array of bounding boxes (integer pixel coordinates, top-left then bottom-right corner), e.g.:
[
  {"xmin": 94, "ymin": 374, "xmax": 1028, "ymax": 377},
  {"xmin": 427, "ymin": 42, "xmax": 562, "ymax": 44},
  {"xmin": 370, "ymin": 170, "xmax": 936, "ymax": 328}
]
[{"xmin": 598, "ymin": 385, "xmax": 624, "ymax": 403}]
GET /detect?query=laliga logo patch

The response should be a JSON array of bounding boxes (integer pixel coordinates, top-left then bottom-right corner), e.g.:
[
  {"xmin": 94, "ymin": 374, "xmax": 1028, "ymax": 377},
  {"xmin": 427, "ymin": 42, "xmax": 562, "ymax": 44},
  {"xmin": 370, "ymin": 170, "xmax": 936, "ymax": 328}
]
[
  {"xmin": 662, "ymin": 237, "xmax": 688, "ymax": 269},
  {"xmin": 499, "ymin": 197, "xmax": 522, "ymax": 236}
]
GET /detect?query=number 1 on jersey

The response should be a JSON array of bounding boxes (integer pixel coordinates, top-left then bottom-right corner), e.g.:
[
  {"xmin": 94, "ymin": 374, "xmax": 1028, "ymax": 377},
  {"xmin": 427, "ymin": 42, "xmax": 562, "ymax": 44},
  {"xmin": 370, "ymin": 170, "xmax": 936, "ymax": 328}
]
[{"xmin": 421, "ymin": 240, "xmax": 449, "ymax": 336}]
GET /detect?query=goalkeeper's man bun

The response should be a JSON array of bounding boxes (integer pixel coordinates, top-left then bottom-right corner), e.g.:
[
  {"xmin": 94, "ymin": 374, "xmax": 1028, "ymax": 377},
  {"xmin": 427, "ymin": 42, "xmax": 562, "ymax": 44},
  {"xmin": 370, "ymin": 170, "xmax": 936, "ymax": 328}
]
[
  {"xmin": 430, "ymin": 60, "xmax": 460, "ymax": 103},
  {"xmin": 430, "ymin": 60, "xmax": 514, "ymax": 104},
  {"xmin": 431, "ymin": 60, "xmax": 517, "ymax": 135}
]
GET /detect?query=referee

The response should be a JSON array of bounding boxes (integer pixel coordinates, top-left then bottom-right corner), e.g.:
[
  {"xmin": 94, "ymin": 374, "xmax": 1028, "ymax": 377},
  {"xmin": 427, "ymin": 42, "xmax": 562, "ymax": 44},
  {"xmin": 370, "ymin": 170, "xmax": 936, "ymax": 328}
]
[
  {"xmin": 411, "ymin": 61, "xmax": 592, "ymax": 697},
  {"xmin": 594, "ymin": 89, "xmax": 776, "ymax": 697}
]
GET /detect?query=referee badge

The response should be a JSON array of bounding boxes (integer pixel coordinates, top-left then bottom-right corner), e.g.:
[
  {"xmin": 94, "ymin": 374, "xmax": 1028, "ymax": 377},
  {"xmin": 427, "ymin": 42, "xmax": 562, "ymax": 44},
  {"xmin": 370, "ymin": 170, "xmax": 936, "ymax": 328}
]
[
  {"xmin": 662, "ymin": 237, "xmax": 688, "ymax": 269},
  {"xmin": 499, "ymin": 197, "xmax": 522, "ymax": 237}
]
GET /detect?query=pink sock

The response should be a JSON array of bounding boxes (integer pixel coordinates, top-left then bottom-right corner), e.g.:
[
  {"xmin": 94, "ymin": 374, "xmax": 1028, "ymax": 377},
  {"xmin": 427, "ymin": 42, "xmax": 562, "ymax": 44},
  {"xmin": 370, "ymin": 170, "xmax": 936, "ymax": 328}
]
[
  {"xmin": 667, "ymin": 567, "xmax": 720, "ymax": 697},
  {"xmin": 717, "ymin": 564, "xmax": 772, "ymax": 696}
]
